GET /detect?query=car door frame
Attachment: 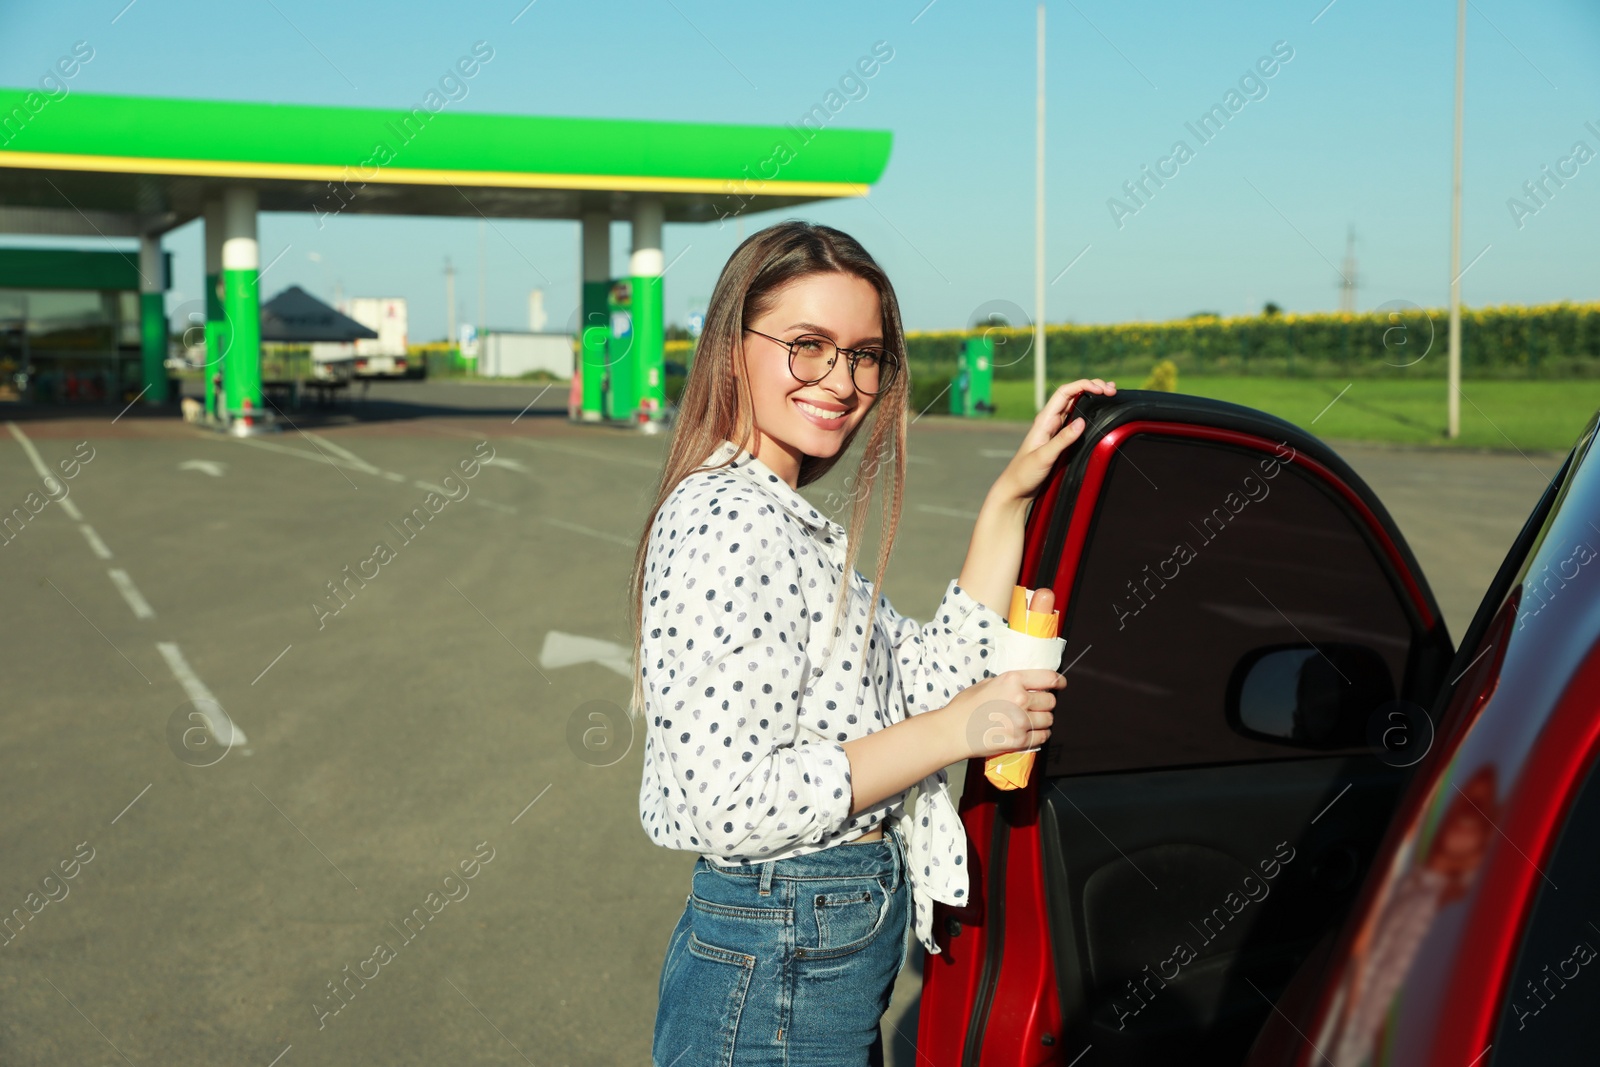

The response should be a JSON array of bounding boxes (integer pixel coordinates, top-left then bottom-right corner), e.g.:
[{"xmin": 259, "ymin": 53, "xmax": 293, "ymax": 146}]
[{"xmin": 918, "ymin": 389, "xmax": 1453, "ymax": 1066}]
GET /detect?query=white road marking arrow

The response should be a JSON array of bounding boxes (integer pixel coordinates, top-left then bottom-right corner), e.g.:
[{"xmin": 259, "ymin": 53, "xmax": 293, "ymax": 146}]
[
  {"xmin": 481, "ymin": 455, "xmax": 530, "ymax": 473},
  {"xmin": 539, "ymin": 631, "xmax": 633, "ymax": 679},
  {"xmin": 179, "ymin": 460, "xmax": 227, "ymax": 477}
]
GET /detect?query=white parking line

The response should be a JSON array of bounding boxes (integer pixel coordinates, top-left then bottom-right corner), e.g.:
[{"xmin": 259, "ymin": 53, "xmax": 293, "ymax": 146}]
[
  {"xmin": 223, "ymin": 435, "xmax": 399, "ymax": 480},
  {"xmin": 507, "ymin": 437, "xmax": 660, "ymax": 470},
  {"xmin": 7, "ymin": 423, "xmax": 85, "ymax": 520},
  {"xmin": 107, "ymin": 568, "xmax": 155, "ymax": 619},
  {"xmin": 540, "ymin": 631, "xmax": 633, "ymax": 677},
  {"xmin": 78, "ymin": 524, "xmax": 113, "ymax": 559},
  {"xmin": 915, "ymin": 503, "xmax": 980, "ymax": 520},
  {"xmin": 301, "ymin": 430, "xmax": 375, "ymax": 471},
  {"xmin": 157, "ymin": 642, "xmax": 249, "ymax": 747},
  {"xmin": 411, "ymin": 481, "xmax": 516, "ymax": 514}
]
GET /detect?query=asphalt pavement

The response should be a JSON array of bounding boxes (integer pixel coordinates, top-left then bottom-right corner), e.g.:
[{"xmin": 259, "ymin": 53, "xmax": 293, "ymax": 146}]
[{"xmin": 0, "ymin": 379, "xmax": 1564, "ymax": 1065}]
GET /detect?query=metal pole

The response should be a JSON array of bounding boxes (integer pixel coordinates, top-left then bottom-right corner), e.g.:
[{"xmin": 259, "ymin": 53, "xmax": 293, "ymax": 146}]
[
  {"xmin": 478, "ymin": 218, "xmax": 487, "ymax": 343},
  {"xmin": 445, "ymin": 257, "xmax": 457, "ymax": 352},
  {"xmin": 1034, "ymin": 2, "xmax": 1046, "ymax": 413},
  {"xmin": 1447, "ymin": 0, "xmax": 1465, "ymax": 438}
]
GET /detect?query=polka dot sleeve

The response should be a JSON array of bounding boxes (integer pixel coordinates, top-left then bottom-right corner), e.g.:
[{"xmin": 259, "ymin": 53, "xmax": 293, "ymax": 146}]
[
  {"xmin": 878, "ymin": 578, "xmax": 1011, "ymax": 717},
  {"xmin": 639, "ymin": 483, "xmax": 855, "ymax": 860}
]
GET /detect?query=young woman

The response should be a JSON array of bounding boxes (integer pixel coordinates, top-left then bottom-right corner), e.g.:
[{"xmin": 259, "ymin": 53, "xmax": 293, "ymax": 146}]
[{"xmin": 630, "ymin": 220, "xmax": 1114, "ymax": 1066}]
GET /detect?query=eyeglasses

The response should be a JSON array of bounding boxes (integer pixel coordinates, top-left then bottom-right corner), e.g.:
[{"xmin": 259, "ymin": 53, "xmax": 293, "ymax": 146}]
[{"xmin": 743, "ymin": 328, "xmax": 899, "ymax": 396}]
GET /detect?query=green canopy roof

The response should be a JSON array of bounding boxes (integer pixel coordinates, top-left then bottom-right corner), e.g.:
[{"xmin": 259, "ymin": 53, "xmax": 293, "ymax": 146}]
[{"xmin": 0, "ymin": 88, "xmax": 892, "ymax": 231}]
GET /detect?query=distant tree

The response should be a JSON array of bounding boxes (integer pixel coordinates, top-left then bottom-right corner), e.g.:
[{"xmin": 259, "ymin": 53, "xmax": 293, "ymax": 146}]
[
  {"xmin": 1142, "ymin": 359, "xmax": 1179, "ymax": 392},
  {"xmin": 1186, "ymin": 310, "xmax": 1221, "ymax": 320},
  {"xmin": 1263, "ymin": 301, "xmax": 1283, "ymax": 317}
]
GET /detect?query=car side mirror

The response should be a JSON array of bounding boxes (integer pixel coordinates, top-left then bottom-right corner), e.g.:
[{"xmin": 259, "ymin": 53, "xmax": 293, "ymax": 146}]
[{"xmin": 1225, "ymin": 643, "xmax": 1394, "ymax": 749}]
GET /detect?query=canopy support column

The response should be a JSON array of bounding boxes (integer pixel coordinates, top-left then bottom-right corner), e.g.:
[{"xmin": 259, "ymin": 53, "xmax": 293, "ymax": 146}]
[
  {"xmin": 578, "ymin": 212, "xmax": 610, "ymax": 421},
  {"xmin": 203, "ymin": 198, "xmax": 226, "ymax": 421},
  {"xmin": 138, "ymin": 232, "xmax": 168, "ymax": 405},
  {"xmin": 221, "ymin": 186, "xmax": 266, "ymax": 431},
  {"xmin": 629, "ymin": 196, "xmax": 665, "ymax": 425}
]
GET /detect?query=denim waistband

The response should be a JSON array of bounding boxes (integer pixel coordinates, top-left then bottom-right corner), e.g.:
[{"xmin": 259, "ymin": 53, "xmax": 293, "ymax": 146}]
[{"xmin": 698, "ymin": 823, "xmax": 906, "ymax": 892}]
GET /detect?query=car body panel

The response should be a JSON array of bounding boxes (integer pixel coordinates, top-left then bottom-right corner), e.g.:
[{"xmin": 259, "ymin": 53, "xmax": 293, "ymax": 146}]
[{"xmin": 1251, "ymin": 414, "xmax": 1600, "ymax": 1067}]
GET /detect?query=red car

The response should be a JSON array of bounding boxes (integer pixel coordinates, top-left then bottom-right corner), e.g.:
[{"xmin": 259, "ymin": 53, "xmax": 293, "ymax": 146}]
[{"xmin": 918, "ymin": 389, "xmax": 1599, "ymax": 1066}]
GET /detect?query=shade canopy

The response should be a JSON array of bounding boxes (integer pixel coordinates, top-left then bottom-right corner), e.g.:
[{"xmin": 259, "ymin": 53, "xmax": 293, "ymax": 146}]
[
  {"xmin": 0, "ymin": 88, "xmax": 893, "ymax": 235},
  {"xmin": 259, "ymin": 286, "xmax": 377, "ymax": 343}
]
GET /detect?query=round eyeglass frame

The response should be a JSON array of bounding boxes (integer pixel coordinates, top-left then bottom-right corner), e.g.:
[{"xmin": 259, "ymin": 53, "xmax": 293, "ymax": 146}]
[{"xmin": 742, "ymin": 328, "xmax": 900, "ymax": 396}]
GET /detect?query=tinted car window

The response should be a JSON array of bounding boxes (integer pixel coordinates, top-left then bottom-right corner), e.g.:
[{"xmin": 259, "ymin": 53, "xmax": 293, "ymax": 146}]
[
  {"xmin": 1044, "ymin": 434, "xmax": 1419, "ymax": 777},
  {"xmin": 1489, "ymin": 754, "xmax": 1600, "ymax": 1062}
]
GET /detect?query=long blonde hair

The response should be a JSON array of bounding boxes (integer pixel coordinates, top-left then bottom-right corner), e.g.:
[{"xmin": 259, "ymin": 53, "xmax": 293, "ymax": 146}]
[{"xmin": 627, "ymin": 220, "xmax": 910, "ymax": 720}]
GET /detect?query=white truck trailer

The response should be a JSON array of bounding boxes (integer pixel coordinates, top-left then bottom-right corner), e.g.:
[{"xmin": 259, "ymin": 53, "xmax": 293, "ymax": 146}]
[{"xmin": 311, "ymin": 297, "xmax": 414, "ymax": 380}]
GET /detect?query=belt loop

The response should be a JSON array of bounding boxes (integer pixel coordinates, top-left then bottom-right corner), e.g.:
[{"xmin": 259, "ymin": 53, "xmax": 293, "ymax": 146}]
[
  {"xmin": 891, "ymin": 824, "xmax": 905, "ymax": 892},
  {"xmin": 758, "ymin": 859, "xmax": 775, "ymax": 896}
]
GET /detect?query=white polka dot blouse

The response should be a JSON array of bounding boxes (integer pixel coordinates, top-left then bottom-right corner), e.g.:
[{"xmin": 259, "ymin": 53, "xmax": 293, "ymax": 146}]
[{"xmin": 638, "ymin": 437, "xmax": 1016, "ymax": 956}]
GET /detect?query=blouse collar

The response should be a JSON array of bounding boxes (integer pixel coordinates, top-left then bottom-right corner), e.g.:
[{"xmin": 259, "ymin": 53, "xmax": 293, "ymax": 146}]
[{"xmin": 701, "ymin": 439, "xmax": 848, "ymax": 541}]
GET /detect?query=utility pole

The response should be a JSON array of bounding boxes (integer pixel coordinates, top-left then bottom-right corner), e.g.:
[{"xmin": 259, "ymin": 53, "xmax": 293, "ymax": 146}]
[
  {"xmin": 1034, "ymin": 1, "xmax": 1047, "ymax": 413},
  {"xmin": 1339, "ymin": 226, "xmax": 1358, "ymax": 313},
  {"xmin": 445, "ymin": 256, "xmax": 457, "ymax": 351},
  {"xmin": 1447, "ymin": 0, "xmax": 1465, "ymax": 438},
  {"xmin": 478, "ymin": 218, "xmax": 488, "ymax": 344}
]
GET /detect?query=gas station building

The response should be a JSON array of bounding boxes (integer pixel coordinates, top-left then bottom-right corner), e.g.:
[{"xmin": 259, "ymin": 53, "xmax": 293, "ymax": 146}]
[{"xmin": 0, "ymin": 87, "xmax": 891, "ymax": 430}]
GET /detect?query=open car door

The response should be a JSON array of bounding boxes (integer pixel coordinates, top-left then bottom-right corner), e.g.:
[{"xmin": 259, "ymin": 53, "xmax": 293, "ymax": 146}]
[{"xmin": 918, "ymin": 390, "xmax": 1455, "ymax": 1065}]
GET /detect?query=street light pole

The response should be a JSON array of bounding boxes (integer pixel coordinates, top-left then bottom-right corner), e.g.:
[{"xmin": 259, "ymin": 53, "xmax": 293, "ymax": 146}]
[
  {"xmin": 1034, "ymin": 1, "xmax": 1047, "ymax": 413},
  {"xmin": 1447, "ymin": 0, "xmax": 1465, "ymax": 438},
  {"xmin": 445, "ymin": 256, "xmax": 457, "ymax": 353}
]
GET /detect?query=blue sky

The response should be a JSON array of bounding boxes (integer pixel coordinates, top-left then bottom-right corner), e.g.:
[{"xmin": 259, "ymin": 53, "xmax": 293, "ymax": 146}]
[{"xmin": 2, "ymin": 0, "xmax": 1597, "ymax": 341}]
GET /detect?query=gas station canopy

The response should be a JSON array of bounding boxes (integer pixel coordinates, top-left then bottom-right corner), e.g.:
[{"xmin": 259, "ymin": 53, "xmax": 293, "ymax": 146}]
[
  {"xmin": 0, "ymin": 88, "xmax": 893, "ymax": 234},
  {"xmin": 0, "ymin": 87, "xmax": 893, "ymax": 427}
]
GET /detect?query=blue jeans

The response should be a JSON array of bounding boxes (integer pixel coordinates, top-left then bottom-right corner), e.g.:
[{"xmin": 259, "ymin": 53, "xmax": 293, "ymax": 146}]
[{"xmin": 652, "ymin": 824, "xmax": 910, "ymax": 1067}]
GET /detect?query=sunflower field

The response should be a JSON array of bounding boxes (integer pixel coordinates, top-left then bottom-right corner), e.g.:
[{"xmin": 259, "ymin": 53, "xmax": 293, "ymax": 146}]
[{"xmin": 900, "ymin": 301, "xmax": 1600, "ymax": 383}]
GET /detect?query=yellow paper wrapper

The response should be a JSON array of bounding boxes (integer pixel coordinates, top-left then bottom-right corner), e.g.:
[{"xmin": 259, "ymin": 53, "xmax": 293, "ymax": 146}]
[{"xmin": 984, "ymin": 585, "xmax": 1062, "ymax": 791}]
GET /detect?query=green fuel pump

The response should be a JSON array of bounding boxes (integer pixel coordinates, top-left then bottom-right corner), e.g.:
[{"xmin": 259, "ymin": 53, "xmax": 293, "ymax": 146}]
[
  {"xmin": 604, "ymin": 280, "xmax": 637, "ymax": 421},
  {"xmin": 601, "ymin": 275, "xmax": 667, "ymax": 424},
  {"xmin": 949, "ymin": 335, "xmax": 995, "ymax": 417},
  {"xmin": 632, "ymin": 272, "xmax": 666, "ymax": 422},
  {"xmin": 578, "ymin": 278, "xmax": 609, "ymax": 421}
]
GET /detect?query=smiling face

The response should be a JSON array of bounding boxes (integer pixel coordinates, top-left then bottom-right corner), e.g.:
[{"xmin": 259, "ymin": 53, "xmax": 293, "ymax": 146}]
[{"xmin": 734, "ymin": 270, "xmax": 883, "ymax": 487}]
